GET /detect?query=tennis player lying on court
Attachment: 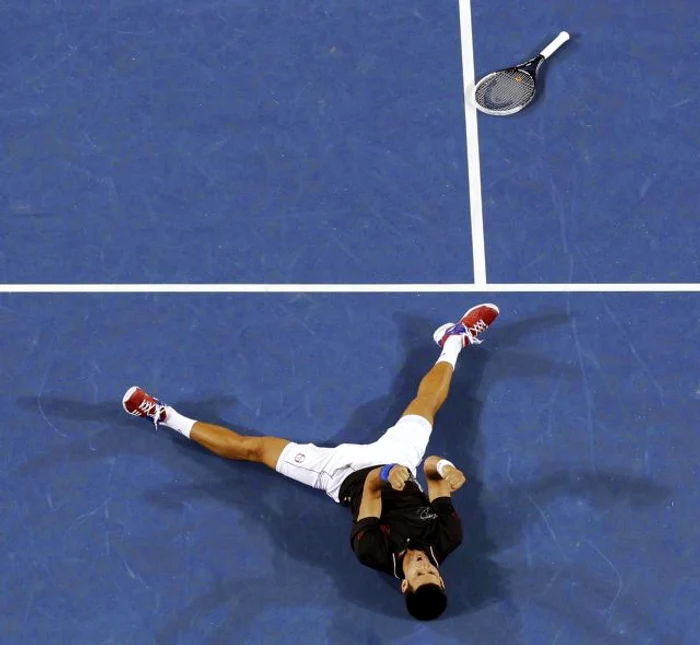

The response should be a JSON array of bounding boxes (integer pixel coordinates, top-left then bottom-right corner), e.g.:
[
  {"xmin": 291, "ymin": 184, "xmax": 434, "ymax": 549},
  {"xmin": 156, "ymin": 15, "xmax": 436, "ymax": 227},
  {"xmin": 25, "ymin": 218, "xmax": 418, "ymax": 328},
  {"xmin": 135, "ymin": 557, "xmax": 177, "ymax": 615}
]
[{"xmin": 122, "ymin": 303, "xmax": 499, "ymax": 621}]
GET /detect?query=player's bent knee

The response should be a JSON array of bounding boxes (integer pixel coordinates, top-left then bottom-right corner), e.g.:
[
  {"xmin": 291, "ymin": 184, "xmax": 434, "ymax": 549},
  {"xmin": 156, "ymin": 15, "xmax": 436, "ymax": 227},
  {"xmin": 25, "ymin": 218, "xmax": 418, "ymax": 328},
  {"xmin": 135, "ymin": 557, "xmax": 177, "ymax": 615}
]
[
  {"xmin": 401, "ymin": 396, "xmax": 437, "ymax": 425},
  {"xmin": 259, "ymin": 437, "xmax": 291, "ymax": 470}
]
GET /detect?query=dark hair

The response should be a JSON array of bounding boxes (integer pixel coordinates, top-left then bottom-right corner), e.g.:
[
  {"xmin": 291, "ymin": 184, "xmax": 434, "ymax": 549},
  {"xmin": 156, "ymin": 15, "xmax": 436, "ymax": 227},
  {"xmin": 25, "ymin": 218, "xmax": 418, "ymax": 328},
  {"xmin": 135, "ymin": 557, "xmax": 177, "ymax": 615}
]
[{"xmin": 405, "ymin": 583, "xmax": 448, "ymax": 621}]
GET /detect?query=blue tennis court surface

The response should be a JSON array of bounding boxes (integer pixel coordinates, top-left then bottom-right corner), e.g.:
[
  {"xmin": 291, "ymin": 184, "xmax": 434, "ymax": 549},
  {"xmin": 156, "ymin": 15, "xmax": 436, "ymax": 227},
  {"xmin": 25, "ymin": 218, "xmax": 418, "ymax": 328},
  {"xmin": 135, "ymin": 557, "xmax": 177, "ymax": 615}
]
[
  {"xmin": 473, "ymin": 0, "xmax": 699, "ymax": 284},
  {"xmin": 1, "ymin": 0, "xmax": 699, "ymax": 644},
  {"xmin": 1, "ymin": 294, "xmax": 698, "ymax": 644},
  {"xmin": 1, "ymin": 2, "xmax": 469, "ymax": 284},
  {"xmin": 2, "ymin": 1, "xmax": 698, "ymax": 284}
]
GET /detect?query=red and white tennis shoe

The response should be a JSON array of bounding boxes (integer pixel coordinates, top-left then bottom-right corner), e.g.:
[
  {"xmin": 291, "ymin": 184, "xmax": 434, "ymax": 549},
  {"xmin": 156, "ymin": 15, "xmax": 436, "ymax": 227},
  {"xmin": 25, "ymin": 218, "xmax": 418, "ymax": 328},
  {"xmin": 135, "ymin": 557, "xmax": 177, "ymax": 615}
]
[
  {"xmin": 433, "ymin": 303, "xmax": 500, "ymax": 347},
  {"xmin": 122, "ymin": 386, "xmax": 168, "ymax": 427}
]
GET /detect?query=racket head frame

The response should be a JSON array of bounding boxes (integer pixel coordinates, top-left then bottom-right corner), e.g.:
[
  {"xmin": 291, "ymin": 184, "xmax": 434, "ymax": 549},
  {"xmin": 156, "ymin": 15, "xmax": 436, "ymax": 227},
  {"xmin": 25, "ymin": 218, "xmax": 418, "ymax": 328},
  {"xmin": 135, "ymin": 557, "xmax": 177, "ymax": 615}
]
[
  {"xmin": 471, "ymin": 55, "xmax": 544, "ymax": 116},
  {"xmin": 471, "ymin": 31, "xmax": 570, "ymax": 116}
]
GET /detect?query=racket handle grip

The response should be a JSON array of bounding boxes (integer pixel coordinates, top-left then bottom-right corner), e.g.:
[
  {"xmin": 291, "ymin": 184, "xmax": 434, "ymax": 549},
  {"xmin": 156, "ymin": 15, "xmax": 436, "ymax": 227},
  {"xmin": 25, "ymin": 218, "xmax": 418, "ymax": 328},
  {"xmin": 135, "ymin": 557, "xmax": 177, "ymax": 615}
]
[{"xmin": 540, "ymin": 31, "xmax": 570, "ymax": 59}]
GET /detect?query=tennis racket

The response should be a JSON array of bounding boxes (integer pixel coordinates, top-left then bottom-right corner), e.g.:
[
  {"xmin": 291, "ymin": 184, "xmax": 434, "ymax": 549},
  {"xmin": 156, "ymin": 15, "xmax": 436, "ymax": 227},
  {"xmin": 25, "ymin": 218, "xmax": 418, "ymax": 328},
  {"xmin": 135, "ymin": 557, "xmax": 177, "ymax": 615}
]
[{"xmin": 473, "ymin": 31, "xmax": 570, "ymax": 116}]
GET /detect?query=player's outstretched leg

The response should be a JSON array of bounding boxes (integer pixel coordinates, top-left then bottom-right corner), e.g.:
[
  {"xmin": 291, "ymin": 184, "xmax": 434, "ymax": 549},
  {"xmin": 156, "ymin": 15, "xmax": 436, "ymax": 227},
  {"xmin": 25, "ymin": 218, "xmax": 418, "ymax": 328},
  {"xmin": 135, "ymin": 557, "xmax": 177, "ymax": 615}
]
[
  {"xmin": 122, "ymin": 387, "xmax": 290, "ymax": 469},
  {"xmin": 402, "ymin": 303, "xmax": 499, "ymax": 423}
]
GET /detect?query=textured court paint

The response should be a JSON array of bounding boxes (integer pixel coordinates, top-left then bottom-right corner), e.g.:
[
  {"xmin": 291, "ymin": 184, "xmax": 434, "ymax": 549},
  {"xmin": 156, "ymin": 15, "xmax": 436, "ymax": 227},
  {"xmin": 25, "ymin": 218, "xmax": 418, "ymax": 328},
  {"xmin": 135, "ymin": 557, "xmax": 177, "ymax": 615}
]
[
  {"xmin": 2, "ymin": 1, "xmax": 696, "ymax": 287},
  {"xmin": 1, "ymin": 293, "xmax": 698, "ymax": 644},
  {"xmin": 1, "ymin": 1, "xmax": 698, "ymax": 641},
  {"xmin": 0, "ymin": 2, "xmax": 470, "ymax": 284},
  {"xmin": 472, "ymin": 0, "xmax": 700, "ymax": 284}
]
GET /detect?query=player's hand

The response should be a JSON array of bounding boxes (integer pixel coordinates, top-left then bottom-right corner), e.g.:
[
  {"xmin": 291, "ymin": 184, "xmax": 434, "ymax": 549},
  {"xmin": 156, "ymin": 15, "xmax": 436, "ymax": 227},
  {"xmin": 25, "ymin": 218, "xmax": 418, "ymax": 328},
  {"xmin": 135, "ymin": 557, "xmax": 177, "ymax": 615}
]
[
  {"xmin": 388, "ymin": 465, "xmax": 411, "ymax": 491},
  {"xmin": 442, "ymin": 465, "xmax": 466, "ymax": 492}
]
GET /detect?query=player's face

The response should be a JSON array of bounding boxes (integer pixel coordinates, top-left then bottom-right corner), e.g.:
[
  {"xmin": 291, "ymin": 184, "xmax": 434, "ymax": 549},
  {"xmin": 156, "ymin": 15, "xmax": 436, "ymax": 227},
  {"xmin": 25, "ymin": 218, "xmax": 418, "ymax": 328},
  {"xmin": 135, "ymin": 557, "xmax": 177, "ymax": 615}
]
[{"xmin": 401, "ymin": 551, "xmax": 444, "ymax": 592}]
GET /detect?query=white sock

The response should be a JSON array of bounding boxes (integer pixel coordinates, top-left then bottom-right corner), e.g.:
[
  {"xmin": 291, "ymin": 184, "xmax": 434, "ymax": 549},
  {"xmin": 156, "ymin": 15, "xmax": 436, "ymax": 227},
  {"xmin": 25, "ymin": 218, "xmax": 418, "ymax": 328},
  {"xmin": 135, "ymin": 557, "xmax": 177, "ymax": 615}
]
[
  {"xmin": 162, "ymin": 406, "xmax": 196, "ymax": 439},
  {"xmin": 436, "ymin": 335, "xmax": 463, "ymax": 368}
]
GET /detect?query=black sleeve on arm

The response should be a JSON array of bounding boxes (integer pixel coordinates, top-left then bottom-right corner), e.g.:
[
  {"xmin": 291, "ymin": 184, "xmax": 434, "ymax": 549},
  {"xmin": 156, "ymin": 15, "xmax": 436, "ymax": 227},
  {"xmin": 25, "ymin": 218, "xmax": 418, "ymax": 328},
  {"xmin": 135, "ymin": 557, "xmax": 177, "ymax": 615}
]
[
  {"xmin": 350, "ymin": 517, "xmax": 392, "ymax": 572},
  {"xmin": 431, "ymin": 497, "xmax": 463, "ymax": 557}
]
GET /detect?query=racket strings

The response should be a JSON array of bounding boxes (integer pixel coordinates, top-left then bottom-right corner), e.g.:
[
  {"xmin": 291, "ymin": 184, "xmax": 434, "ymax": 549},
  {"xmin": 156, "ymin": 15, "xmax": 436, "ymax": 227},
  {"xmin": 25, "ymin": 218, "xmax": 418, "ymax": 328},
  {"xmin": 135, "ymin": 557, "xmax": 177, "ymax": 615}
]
[{"xmin": 474, "ymin": 69, "xmax": 536, "ymax": 113}]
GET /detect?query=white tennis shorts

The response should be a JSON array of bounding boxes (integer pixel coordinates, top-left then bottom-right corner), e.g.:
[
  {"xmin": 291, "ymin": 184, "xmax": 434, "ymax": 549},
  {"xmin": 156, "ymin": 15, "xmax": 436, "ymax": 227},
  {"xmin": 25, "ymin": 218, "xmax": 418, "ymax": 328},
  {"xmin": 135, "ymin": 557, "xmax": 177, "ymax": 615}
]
[{"xmin": 274, "ymin": 414, "xmax": 433, "ymax": 502}]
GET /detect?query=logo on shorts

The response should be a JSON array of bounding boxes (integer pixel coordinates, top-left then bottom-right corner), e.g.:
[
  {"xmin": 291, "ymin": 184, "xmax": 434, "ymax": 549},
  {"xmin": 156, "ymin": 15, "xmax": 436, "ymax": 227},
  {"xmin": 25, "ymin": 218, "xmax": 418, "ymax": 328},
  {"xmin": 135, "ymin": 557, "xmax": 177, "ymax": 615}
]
[{"xmin": 294, "ymin": 453, "xmax": 306, "ymax": 463}]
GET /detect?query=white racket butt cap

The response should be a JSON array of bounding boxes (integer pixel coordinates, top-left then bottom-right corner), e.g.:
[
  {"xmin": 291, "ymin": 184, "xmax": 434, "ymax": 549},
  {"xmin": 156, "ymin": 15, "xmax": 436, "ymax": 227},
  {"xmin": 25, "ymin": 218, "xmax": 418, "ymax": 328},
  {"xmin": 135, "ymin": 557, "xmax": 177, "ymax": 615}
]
[{"xmin": 540, "ymin": 31, "xmax": 570, "ymax": 60}]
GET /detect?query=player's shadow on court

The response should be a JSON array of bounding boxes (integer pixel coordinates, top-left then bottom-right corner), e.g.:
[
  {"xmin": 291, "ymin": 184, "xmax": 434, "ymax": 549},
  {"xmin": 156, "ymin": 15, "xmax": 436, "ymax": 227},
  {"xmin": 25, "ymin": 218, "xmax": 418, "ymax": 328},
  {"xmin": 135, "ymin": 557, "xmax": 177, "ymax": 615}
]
[
  {"xmin": 15, "ymin": 311, "xmax": 671, "ymax": 642},
  {"xmin": 13, "ymin": 394, "xmax": 242, "ymax": 473},
  {"xmin": 139, "ymin": 311, "xmax": 668, "ymax": 642},
  {"xmin": 315, "ymin": 311, "xmax": 592, "ymax": 621}
]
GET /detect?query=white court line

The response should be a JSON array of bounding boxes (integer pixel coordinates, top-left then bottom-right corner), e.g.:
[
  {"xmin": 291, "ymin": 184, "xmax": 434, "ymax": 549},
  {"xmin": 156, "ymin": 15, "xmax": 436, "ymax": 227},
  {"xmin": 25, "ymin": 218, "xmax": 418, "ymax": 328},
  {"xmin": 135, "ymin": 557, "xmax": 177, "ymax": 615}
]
[
  {"xmin": 1, "ymin": 284, "xmax": 698, "ymax": 293},
  {"xmin": 458, "ymin": 0, "xmax": 487, "ymax": 286}
]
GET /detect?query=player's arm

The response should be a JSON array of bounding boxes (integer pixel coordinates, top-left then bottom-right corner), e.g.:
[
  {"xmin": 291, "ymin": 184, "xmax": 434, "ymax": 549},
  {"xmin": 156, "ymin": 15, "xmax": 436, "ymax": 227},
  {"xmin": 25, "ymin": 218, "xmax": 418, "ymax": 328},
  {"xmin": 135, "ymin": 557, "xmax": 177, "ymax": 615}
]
[
  {"xmin": 357, "ymin": 464, "xmax": 413, "ymax": 521},
  {"xmin": 423, "ymin": 455, "xmax": 466, "ymax": 502},
  {"xmin": 352, "ymin": 465, "xmax": 413, "ymax": 573},
  {"xmin": 356, "ymin": 467, "xmax": 384, "ymax": 521}
]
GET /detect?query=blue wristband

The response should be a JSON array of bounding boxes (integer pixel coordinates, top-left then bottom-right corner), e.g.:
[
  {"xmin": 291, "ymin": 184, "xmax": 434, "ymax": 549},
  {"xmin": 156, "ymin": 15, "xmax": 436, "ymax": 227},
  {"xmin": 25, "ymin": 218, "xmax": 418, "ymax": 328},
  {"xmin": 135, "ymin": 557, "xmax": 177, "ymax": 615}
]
[{"xmin": 380, "ymin": 463, "xmax": 396, "ymax": 482}]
